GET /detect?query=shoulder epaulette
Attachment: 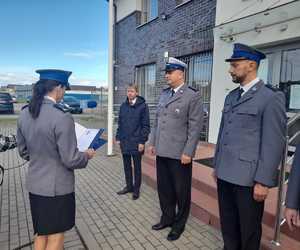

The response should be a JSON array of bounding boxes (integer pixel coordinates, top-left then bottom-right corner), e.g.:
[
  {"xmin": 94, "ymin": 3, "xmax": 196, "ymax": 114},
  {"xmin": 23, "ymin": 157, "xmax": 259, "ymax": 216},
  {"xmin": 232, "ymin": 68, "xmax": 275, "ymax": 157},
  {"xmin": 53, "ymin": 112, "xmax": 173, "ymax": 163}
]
[
  {"xmin": 53, "ymin": 103, "xmax": 69, "ymax": 113},
  {"xmin": 188, "ymin": 86, "xmax": 198, "ymax": 92},
  {"xmin": 265, "ymin": 84, "xmax": 279, "ymax": 92},
  {"xmin": 21, "ymin": 104, "xmax": 29, "ymax": 110}
]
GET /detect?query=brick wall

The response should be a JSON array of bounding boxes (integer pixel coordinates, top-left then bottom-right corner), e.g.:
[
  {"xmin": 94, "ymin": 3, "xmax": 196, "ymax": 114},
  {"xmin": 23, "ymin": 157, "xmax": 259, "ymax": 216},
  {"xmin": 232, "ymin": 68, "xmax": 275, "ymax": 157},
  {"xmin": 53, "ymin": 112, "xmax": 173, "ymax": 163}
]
[
  {"xmin": 114, "ymin": 0, "xmax": 216, "ymax": 135},
  {"xmin": 114, "ymin": 0, "xmax": 216, "ymax": 104}
]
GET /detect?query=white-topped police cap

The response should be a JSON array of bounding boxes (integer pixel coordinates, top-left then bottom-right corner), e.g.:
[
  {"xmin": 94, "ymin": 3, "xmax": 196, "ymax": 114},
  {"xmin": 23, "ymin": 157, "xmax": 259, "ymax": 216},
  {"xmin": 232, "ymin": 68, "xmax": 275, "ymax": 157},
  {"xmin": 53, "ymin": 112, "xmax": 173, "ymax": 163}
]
[{"xmin": 165, "ymin": 57, "xmax": 187, "ymax": 72}]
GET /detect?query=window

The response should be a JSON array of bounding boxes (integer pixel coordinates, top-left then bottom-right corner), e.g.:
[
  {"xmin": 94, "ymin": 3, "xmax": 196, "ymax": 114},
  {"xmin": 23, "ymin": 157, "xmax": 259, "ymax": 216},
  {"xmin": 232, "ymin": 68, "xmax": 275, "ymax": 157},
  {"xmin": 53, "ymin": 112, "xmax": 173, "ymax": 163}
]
[
  {"xmin": 176, "ymin": 0, "xmax": 191, "ymax": 6},
  {"xmin": 180, "ymin": 51, "xmax": 213, "ymax": 141},
  {"xmin": 140, "ymin": 0, "xmax": 158, "ymax": 25},
  {"xmin": 281, "ymin": 49, "xmax": 300, "ymax": 82},
  {"xmin": 135, "ymin": 64, "xmax": 156, "ymax": 103},
  {"xmin": 259, "ymin": 43, "xmax": 300, "ymax": 112}
]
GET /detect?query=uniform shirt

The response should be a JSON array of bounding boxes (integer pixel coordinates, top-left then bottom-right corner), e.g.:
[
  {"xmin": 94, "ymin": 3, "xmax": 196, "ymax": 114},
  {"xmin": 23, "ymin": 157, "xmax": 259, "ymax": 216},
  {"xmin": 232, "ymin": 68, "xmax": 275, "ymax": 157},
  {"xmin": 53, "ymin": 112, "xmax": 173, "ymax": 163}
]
[
  {"xmin": 172, "ymin": 83, "xmax": 185, "ymax": 94},
  {"xmin": 240, "ymin": 77, "xmax": 260, "ymax": 96}
]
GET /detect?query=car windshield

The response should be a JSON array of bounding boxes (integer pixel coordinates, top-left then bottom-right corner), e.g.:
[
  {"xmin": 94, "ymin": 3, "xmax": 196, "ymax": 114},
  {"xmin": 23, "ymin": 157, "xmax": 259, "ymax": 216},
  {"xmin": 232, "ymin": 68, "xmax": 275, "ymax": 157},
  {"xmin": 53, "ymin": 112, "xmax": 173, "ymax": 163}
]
[{"xmin": 64, "ymin": 96, "xmax": 77, "ymax": 102}]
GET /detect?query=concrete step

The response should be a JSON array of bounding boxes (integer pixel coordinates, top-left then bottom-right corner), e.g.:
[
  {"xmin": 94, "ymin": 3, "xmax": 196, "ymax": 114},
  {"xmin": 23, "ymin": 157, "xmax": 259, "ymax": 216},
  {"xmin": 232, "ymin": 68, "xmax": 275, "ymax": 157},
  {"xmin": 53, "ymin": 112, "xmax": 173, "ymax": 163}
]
[{"xmin": 141, "ymin": 142, "xmax": 300, "ymax": 250}]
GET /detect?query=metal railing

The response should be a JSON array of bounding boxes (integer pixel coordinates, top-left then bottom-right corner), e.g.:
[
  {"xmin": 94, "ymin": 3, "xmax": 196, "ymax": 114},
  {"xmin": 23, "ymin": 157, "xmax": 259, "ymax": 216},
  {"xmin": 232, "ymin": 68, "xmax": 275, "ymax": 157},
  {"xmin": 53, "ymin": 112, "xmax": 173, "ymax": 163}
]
[{"xmin": 271, "ymin": 112, "xmax": 300, "ymax": 246}]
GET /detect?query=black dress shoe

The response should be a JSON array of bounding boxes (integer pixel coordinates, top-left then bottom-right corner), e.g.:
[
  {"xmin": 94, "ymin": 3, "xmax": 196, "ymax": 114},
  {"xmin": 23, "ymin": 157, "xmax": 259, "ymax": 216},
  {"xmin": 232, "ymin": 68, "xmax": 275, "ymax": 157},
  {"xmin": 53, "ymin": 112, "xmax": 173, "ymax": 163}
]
[
  {"xmin": 152, "ymin": 222, "xmax": 172, "ymax": 231},
  {"xmin": 132, "ymin": 192, "xmax": 139, "ymax": 200},
  {"xmin": 116, "ymin": 187, "xmax": 133, "ymax": 195},
  {"xmin": 167, "ymin": 229, "xmax": 183, "ymax": 241}
]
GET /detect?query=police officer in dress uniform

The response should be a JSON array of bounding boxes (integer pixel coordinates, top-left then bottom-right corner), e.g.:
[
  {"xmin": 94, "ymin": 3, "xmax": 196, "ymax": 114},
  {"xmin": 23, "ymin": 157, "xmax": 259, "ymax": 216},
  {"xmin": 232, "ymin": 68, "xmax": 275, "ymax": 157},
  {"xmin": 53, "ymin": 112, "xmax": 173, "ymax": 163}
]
[
  {"xmin": 149, "ymin": 57, "xmax": 204, "ymax": 241},
  {"xmin": 17, "ymin": 69, "xmax": 95, "ymax": 250},
  {"xmin": 213, "ymin": 43, "xmax": 287, "ymax": 250},
  {"xmin": 285, "ymin": 144, "xmax": 300, "ymax": 230}
]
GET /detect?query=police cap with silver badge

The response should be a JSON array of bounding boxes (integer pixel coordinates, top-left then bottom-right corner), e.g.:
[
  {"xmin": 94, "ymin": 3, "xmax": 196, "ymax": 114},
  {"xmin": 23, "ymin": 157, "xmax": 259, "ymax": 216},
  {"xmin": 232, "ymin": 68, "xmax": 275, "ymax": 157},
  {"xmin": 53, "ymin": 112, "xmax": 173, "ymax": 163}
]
[
  {"xmin": 165, "ymin": 57, "xmax": 187, "ymax": 72},
  {"xmin": 225, "ymin": 43, "xmax": 266, "ymax": 65},
  {"xmin": 36, "ymin": 69, "xmax": 72, "ymax": 90}
]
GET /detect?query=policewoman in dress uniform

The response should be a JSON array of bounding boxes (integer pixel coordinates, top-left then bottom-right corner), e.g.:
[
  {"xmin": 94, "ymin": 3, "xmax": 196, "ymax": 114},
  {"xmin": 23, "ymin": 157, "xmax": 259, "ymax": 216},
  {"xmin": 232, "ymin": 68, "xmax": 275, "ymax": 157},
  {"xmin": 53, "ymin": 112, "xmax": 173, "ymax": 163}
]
[
  {"xmin": 17, "ymin": 69, "xmax": 95, "ymax": 250},
  {"xmin": 149, "ymin": 57, "xmax": 204, "ymax": 241},
  {"xmin": 285, "ymin": 144, "xmax": 300, "ymax": 230},
  {"xmin": 213, "ymin": 44, "xmax": 286, "ymax": 250}
]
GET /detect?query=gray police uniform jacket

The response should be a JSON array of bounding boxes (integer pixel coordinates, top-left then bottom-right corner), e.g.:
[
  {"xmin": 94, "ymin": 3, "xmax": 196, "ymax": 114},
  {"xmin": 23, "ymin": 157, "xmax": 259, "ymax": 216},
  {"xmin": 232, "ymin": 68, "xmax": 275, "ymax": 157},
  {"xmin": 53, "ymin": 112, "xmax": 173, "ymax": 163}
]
[
  {"xmin": 17, "ymin": 99, "xmax": 88, "ymax": 197},
  {"xmin": 286, "ymin": 144, "xmax": 300, "ymax": 209},
  {"xmin": 149, "ymin": 84, "xmax": 204, "ymax": 160},
  {"xmin": 214, "ymin": 81, "xmax": 286, "ymax": 187}
]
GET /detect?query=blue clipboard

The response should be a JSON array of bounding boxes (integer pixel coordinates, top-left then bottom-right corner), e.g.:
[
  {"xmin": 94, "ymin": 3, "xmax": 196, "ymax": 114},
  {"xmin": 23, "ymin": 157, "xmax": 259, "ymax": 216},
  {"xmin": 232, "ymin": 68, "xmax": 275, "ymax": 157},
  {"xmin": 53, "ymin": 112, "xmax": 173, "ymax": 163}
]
[{"xmin": 89, "ymin": 128, "xmax": 107, "ymax": 150}]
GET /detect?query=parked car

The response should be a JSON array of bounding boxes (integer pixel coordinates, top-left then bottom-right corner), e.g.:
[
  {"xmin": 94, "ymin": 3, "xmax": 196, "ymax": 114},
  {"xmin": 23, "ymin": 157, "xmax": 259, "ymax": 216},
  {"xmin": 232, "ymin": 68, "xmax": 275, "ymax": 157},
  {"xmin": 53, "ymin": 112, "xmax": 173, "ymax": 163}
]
[
  {"xmin": 0, "ymin": 92, "xmax": 14, "ymax": 114},
  {"xmin": 62, "ymin": 96, "xmax": 82, "ymax": 114},
  {"xmin": 87, "ymin": 100, "xmax": 97, "ymax": 108},
  {"xmin": 11, "ymin": 95, "xmax": 17, "ymax": 103},
  {"xmin": 26, "ymin": 96, "xmax": 32, "ymax": 103}
]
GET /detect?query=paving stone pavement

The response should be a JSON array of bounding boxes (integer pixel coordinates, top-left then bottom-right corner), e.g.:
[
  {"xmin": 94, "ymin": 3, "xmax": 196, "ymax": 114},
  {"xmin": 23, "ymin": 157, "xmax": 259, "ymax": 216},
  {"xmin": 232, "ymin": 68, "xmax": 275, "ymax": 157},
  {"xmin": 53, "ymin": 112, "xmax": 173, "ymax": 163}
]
[{"xmin": 0, "ymin": 126, "xmax": 223, "ymax": 250}]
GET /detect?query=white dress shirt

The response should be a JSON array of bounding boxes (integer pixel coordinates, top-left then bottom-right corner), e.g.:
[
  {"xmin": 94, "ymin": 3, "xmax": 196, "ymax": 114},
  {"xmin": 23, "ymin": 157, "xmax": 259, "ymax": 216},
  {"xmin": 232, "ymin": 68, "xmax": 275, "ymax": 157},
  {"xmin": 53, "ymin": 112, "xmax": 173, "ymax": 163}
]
[{"xmin": 240, "ymin": 77, "xmax": 260, "ymax": 96}]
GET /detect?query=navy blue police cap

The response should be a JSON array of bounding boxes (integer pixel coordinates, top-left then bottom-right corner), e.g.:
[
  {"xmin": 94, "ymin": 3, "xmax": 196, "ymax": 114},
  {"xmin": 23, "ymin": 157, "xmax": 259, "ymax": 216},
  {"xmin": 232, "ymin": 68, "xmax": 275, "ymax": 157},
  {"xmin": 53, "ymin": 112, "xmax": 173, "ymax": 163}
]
[
  {"xmin": 165, "ymin": 57, "xmax": 187, "ymax": 72},
  {"xmin": 225, "ymin": 43, "xmax": 266, "ymax": 65},
  {"xmin": 36, "ymin": 69, "xmax": 72, "ymax": 90}
]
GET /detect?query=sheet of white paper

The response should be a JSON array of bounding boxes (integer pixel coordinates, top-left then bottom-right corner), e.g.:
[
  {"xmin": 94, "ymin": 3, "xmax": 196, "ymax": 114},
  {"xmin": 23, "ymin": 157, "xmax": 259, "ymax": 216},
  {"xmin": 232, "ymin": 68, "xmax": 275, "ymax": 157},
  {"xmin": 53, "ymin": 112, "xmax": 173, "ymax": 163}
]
[
  {"xmin": 75, "ymin": 122, "xmax": 99, "ymax": 152},
  {"xmin": 74, "ymin": 122, "xmax": 87, "ymax": 141}
]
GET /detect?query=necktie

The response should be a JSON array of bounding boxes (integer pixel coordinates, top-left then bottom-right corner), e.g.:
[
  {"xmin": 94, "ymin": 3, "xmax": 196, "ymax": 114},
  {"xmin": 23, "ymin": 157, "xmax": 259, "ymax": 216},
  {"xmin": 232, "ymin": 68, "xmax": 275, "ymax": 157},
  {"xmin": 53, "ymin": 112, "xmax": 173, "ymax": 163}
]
[
  {"xmin": 171, "ymin": 89, "xmax": 175, "ymax": 97},
  {"xmin": 237, "ymin": 88, "xmax": 244, "ymax": 101}
]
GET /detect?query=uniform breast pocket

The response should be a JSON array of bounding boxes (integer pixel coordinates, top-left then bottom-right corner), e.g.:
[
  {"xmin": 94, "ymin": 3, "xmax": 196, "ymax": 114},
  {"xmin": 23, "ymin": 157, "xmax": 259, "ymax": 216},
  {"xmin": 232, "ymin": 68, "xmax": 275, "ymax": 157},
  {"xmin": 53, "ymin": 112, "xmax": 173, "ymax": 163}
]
[
  {"xmin": 170, "ymin": 105, "xmax": 187, "ymax": 119},
  {"xmin": 236, "ymin": 107, "xmax": 259, "ymax": 128}
]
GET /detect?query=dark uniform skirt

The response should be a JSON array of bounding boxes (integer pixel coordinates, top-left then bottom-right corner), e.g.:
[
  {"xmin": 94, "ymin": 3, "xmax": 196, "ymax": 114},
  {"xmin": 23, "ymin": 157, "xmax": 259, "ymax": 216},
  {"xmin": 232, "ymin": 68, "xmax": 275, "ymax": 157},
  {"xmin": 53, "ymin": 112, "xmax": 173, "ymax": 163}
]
[{"xmin": 29, "ymin": 192, "xmax": 75, "ymax": 235}]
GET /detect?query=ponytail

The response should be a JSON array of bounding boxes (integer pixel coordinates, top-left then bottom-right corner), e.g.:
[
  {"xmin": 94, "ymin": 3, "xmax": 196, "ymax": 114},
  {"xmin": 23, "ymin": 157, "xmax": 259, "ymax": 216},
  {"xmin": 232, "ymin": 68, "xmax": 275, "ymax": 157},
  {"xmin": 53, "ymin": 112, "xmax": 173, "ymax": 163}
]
[{"xmin": 29, "ymin": 79, "xmax": 61, "ymax": 119}]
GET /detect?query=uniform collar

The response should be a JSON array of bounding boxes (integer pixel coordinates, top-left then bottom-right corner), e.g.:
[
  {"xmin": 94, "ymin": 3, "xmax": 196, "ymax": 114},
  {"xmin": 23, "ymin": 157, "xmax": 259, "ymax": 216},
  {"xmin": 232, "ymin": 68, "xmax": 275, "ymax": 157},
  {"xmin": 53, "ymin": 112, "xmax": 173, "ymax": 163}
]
[
  {"xmin": 240, "ymin": 77, "xmax": 260, "ymax": 96},
  {"xmin": 172, "ymin": 82, "xmax": 185, "ymax": 93},
  {"xmin": 44, "ymin": 95, "xmax": 57, "ymax": 103}
]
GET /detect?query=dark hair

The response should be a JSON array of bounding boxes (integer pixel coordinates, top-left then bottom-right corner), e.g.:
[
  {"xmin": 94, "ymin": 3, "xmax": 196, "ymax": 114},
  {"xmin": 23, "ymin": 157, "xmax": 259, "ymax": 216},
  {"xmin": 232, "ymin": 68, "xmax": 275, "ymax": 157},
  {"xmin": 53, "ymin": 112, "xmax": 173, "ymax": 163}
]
[{"xmin": 29, "ymin": 79, "xmax": 61, "ymax": 119}]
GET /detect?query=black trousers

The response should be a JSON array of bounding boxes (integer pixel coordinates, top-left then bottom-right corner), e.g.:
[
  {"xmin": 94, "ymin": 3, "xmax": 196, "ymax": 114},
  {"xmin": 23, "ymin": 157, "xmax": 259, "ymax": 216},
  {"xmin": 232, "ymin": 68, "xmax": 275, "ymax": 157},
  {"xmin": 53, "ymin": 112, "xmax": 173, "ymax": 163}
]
[
  {"xmin": 122, "ymin": 154, "xmax": 142, "ymax": 194},
  {"xmin": 156, "ymin": 156, "xmax": 192, "ymax": 231},
  {"xmin": 217, "ymin": 179, "xmax": 265, "ymax": 250}
]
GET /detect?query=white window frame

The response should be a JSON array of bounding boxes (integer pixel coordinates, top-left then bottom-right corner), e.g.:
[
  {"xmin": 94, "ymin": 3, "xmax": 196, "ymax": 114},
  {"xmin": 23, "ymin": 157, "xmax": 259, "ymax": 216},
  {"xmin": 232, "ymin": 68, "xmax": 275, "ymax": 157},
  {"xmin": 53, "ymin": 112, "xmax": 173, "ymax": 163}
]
[
  {"xmin": 135, "ymin": 63, "xmax": 156, "ymax": 103},
  {"xmin": 140, "ymin": 0, "xmax": 158, "ymax": 25}
]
